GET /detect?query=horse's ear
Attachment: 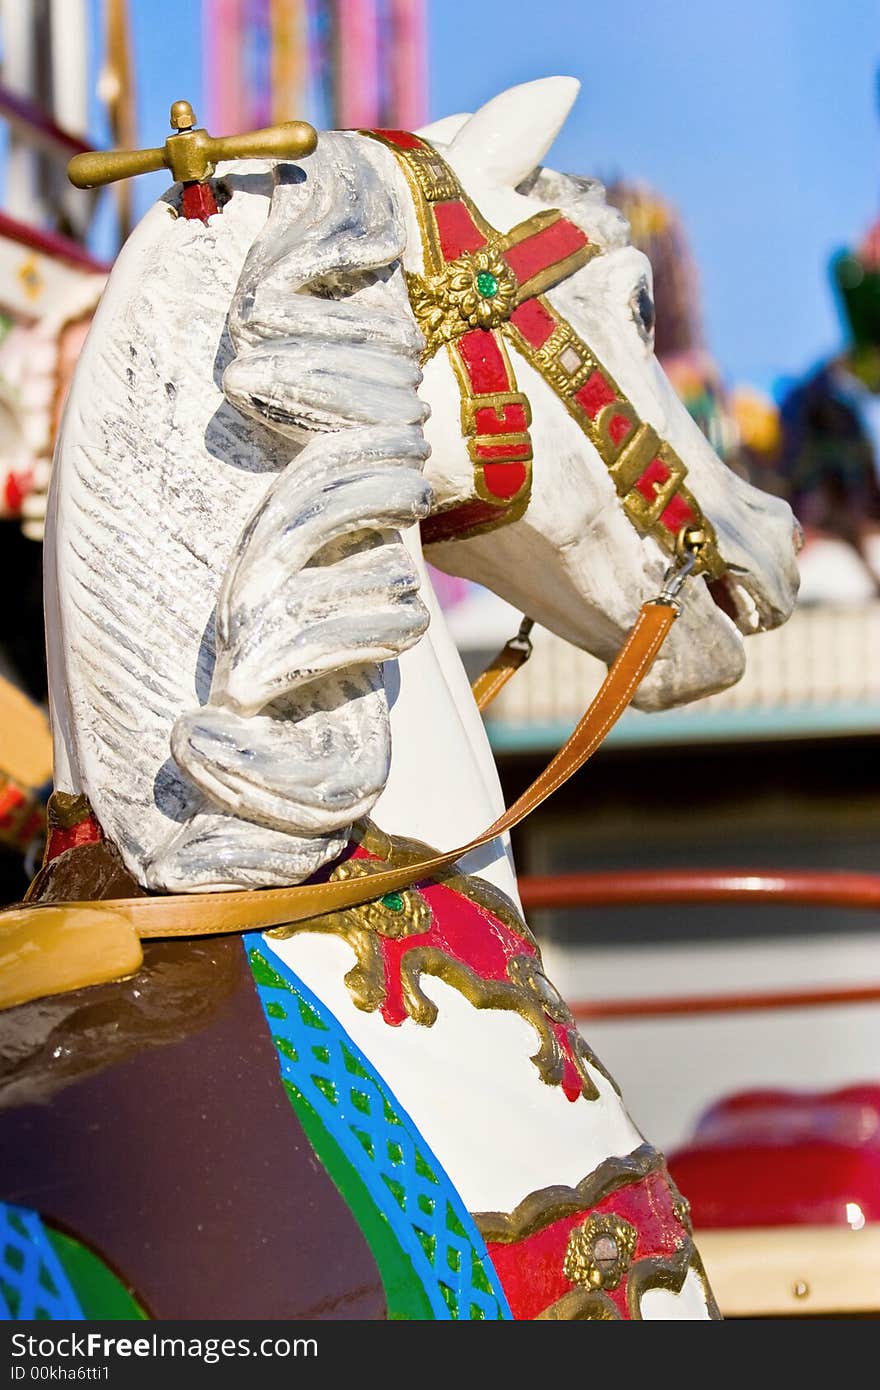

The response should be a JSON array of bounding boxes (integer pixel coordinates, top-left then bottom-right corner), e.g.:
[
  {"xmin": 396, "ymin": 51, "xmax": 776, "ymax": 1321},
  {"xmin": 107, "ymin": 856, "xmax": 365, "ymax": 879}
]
[
  {"xmin": 415, "ymin": 112, "xmax": 471, "ymax": 146},
  {"xmin": 446, "ymin": 76, "xmax": 580, "ymax": 187}
]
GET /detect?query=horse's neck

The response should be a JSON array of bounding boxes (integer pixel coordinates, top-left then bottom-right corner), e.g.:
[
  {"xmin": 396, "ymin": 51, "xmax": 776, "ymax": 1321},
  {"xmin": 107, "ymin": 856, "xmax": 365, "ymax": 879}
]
[
  {"xmin": 373, "ymin": 529, "xmax": 520, "ymax": 905},
  {"xmin": 48, "ymin": 509, "xmax": 520, "ymax": 902}
]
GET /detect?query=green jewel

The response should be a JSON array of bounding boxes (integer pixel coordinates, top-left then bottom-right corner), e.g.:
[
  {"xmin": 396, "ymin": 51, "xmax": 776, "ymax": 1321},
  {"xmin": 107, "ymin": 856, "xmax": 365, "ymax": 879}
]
[
  {"xmin": 475, "ymin": 270, "xmax": 499, "ymax": 298},
  {"xmin": 381, "ymin": 892, "xmax": 405, "ymax": 912}
]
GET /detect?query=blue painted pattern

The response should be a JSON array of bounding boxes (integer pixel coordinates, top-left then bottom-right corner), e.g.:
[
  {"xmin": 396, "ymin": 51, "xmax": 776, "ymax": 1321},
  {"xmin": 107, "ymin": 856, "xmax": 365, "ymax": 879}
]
[
  {"xmin": 0, "ymin": 1204, "xmax": 84, "ymax": 1321},
  {"xmin": 246, "ymin": 935, "xmax": 511, "ymax": 1320}
]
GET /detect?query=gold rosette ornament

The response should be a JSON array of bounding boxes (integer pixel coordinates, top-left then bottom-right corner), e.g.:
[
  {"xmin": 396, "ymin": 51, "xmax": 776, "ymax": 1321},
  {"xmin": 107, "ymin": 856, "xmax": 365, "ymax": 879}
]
[
  {"xmin": 407, "ymin": 244, "xmax": 518, "ymax": 359},
  {"xmin": 563, "ymin": 1213, "xmax": 639, "ymax": 1292}
]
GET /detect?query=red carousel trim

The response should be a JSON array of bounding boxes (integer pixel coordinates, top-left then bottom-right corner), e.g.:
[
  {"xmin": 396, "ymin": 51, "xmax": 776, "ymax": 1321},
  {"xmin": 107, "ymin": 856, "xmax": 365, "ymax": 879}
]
[{"xmin": 0, "ymin": 210, "xmax": 111, "ymax": 275}]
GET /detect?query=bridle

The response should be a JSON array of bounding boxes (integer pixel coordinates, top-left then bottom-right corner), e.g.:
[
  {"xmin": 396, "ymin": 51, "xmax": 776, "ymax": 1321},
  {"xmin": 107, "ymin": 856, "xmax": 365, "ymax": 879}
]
[{"xmin": 366, "ymin": 129, "xmax": 726, "ymax": 581}]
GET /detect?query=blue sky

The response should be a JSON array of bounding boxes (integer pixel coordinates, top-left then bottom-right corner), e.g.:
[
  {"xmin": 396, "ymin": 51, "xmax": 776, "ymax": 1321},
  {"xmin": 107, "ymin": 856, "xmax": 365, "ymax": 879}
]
[{"xmin": 87, "ymin": 0, "xmax": 880, "ymax": 396}]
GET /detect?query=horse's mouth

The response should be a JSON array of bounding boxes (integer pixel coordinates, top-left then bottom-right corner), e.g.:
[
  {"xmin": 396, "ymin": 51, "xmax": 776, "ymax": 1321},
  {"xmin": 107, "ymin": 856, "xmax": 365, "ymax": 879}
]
[
  {"xmin": 707, "ymin": 573, "xmax": 763, "ymax": 635},
  {"xmin": 705, "ymin": 516, "xmax": 802, "ymax": 636}
]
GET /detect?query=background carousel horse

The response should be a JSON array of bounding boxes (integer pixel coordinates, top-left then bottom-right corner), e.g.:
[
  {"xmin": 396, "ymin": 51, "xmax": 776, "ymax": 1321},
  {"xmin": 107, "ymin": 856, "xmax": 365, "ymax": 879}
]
[
  {"xmin": 0, "ymin": 78, "xmax": 799, "ymax": 1321},
  {"xmin": 0, "ymin": 272, "xmax": 106, "ymax": 902},
  {"xmin": 772, "ymin": 220, "xmax": 880, "ymax": 604}
]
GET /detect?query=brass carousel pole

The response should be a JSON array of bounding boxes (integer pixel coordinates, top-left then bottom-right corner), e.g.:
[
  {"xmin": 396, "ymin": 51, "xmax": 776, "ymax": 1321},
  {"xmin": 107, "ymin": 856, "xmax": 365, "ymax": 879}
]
[{"xmin": 99, "ymin": 0, "xmax": 136, "ymax": 244}]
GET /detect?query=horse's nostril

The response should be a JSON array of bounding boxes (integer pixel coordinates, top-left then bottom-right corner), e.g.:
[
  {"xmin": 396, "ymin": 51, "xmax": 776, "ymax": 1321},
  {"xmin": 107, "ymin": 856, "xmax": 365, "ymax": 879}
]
[{"xmin": 793, "ymin": 519, "xmax": 805, "ymax": 554}]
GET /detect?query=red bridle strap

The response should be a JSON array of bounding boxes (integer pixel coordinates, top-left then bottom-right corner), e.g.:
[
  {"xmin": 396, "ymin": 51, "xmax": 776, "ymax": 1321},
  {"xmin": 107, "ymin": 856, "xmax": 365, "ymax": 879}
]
[{"xmin": 367, "ymin": 129, "xmax": 725, "ymax": 578}]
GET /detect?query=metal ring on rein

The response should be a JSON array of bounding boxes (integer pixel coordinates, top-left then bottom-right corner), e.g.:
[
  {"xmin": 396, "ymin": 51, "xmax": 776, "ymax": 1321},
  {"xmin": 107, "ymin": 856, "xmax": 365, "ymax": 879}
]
[
  {"xmin": 508, "ymin": 616, "xmax": 535, "ymax": 657},
  {"xmin": 656, "ymin": 526, "xmax": 709, "ymax": 608}
]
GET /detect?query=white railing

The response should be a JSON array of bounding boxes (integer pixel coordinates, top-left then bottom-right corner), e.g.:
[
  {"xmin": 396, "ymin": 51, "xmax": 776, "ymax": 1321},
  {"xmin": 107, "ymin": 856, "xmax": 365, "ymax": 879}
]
[{"xmin": 485, "ymin": 601, "xmax": 880, "ymax": 747}]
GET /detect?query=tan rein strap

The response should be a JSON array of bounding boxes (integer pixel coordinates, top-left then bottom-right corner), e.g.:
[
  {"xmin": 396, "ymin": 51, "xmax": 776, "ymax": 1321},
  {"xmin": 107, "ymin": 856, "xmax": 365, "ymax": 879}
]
[
  {"xmin": 470, "ymin": 617, "xmax": 534, "ymax": 712},
  {"xmin": 0, "ymin": 600, "xmax": 675, "ymax": 1009},
  {"xmin": 128, "ymin": 601, "xmax": 675, "ymax": 934}
]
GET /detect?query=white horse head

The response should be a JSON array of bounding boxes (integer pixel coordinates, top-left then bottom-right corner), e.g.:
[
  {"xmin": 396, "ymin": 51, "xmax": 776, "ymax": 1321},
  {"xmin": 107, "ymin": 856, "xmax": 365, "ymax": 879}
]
[{"xmin": 47, "ymin": 77, "xmax": 798, "ymax": 896}]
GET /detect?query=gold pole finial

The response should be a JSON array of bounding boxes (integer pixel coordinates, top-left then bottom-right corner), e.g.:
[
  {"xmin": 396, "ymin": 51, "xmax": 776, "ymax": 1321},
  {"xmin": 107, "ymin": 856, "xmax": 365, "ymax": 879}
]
[
  {"xmin": 169, "ymin": 100, "xmax": 197, "ymax": 131},
  {"xmin": 67, "ymin": 100, "xmax": 318, "ymax": 191}
]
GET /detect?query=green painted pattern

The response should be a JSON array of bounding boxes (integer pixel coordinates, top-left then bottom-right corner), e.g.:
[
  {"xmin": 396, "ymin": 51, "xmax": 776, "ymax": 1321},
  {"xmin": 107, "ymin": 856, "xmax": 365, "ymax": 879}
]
[
  {"xmin": 46, "ymin": 1229, "xmax": 147, "ymax": 1320},
  {"xmin": 284, "ymin": 1084, "xmax": 434, "ymax": 1320},
  {"xmin": 247, "ymin": 944, "xmax": 510, "ymax": 1320}
]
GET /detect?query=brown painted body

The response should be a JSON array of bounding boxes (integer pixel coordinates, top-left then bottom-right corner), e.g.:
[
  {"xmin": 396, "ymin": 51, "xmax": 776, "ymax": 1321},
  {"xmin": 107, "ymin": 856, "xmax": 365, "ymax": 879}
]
[{"xmin": 0, "ymin": 842, "xmax": 385, "ymax": 1319}]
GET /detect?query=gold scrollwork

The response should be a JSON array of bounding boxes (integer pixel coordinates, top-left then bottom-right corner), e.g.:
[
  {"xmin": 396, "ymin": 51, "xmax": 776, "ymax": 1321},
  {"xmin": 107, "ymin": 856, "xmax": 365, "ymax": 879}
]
[
  {"xmin": 269, "ymin": 820, "xmax": 617, "ymax": 1104},
  {"xmin": 460, "ymin": 388, "xmax": 532, "ymax": 441},
  {"xmin": 351, "ymin": 820, "xmax": 539, "ymax": 949},
  {"xmin": 666, "ymin": 1173, "xmax": 694, "ymax": 1235},
  {"xmin": 594, "ymin": 398, "xmax": 641, "ymax": 465},
  {"xmin": 407, "ymin": 244, "xmax": 519, "ymax": 361},
  {"xmin": 626, "ymin": 1239, "xmax": 722, "ymax": 1320},
  {"xmin": 606, "ymin": 420, "xmax": 663, "ymax": 494},
  {"xmin": 475, "ymin": 1143, "xmax": 664, "ymax": 1244},
  {"xmin": 506, "ymin": 952, "xmax": 619, "ymax": 1098},
  {"xmin": 506, "ymin": 952, "xmax": 570, "ymax": 1024},
  {"xmin": 504, "ymin": 294, "xmax": 727, "ymax": 579},
  {"xmin": 622, "ymin": 441, "xmax": 687, "ymax": 530},
  {"xmin": 398, "ymin": 143, "xmax": 461, "ymax": 205},
  {"xmin": 368, "ymin": 130, "xmax": 730, "ymax": 579},
  {"xmin": 397, "ymin": 945, "xmax": 598, "ymax": 1099},
  {"xmin": 528, "ymin": 321, "xmax": 595, "ymax": 394},
  {"xmin": 401, "ymin": 945, "xmax": 551, "ymax": 1037},
  {"xmin": 538, "ymin": 1238, "xmax": 721, "ymax": 1321},
  {"xmin": 328, "ymin": 856, "xmax": 433, "ymax": 939},
  {"xmin": 537, "ymin": 1289, "xmax": 620, "ymax": 1319}
]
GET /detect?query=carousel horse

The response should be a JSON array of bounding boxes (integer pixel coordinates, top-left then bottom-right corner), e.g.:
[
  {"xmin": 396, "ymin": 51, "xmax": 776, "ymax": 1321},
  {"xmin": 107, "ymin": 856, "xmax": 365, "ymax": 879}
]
[
  {"xmin": 0, "ymin": 78, "xmax": 800, "ymax": 1321},
  {"xmin": 0, "ymin": 268, "xmax": 107, "ymax": 899},
  {"xmin": 773, "ymin": 230, "xmax": 880, "ymax": 602}
]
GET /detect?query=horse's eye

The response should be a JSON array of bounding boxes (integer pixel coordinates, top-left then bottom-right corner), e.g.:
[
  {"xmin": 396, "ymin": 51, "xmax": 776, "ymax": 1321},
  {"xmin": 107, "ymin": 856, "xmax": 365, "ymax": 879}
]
[{"xmin": 633, "ymin": 283, "xmax": 655, "ymax": 344}]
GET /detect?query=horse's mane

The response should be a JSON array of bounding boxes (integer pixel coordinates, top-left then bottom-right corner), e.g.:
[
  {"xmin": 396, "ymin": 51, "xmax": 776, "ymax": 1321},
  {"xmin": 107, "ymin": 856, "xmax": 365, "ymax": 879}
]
[
  {"xmin": 148, "ymin": 133, "xmax": 433, "ymax": 889},
  {"xmin": 47, "ymin": 132, "xmax": 429, "ymax": 892}
]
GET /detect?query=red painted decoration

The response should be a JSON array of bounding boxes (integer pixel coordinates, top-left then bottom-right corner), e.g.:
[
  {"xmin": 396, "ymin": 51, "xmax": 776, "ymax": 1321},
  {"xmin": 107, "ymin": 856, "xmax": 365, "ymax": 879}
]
[
  {"xmin": 574, "ymin": 370, "xmax": 617, "ymax": 420},
  {"xmin": 456, "ymin": 329, "xmax": 511, "ymax": 394},
  {"xmin": 475, "ymin": 442, "xmax": 531, "ymax": 463},
  {"xmin": 635, "ymin": 457, "xmax": 671, "ymax": 502},
  {"xmin": 480, "ymin": 461, "xmax": 528, "ymax": 497},
  {"xmin": 488, "ymin": 1168, "xmax": 691, "ymax": 1319},
  {"xmin": 474, "ymin": 401, "xmax": 529, "ymax": 435},
  {"xmin": 608, "ymin": 412, "xmax": 634, "ymax": 447},
  {"xmin": 45, "ymin": 814, "xmax": 104, "ymax": 863},
  {"xmin": 509, "ymin": 298, "xmax": 556, "ymax": 350},
  {"xmin": 181, "ymin": 182, "xmax": 218, "ymax": 223},
  {"xmin": 433, "ymin": 201, "xmax": 486, "ymax": 260},
  {"xmin": 659, "ymin": 493, "xmax": 696, "ymax": 533},
  {"xmin": 668, "ymin": 1086, "xmax": 880, "ymax": 1230},
  {"xmin": 504, "ymin": 218, "xmax": 589, "ymax": 285},
  {"xmin": 351, "ymin": 843, "xmax": 586, "ymax": 1102},
  {"xmin": 421, "ymin": 497, "xmax": 520, "ymax": 544},
  {"xmin": 370, "ymin": 128, "xmax": 424, "ymax": 151}
]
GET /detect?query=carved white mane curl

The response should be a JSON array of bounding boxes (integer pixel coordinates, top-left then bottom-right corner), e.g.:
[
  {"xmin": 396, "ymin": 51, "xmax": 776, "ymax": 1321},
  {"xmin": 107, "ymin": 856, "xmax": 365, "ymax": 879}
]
[{"xmin": 49, "ymin": 134, "xmax": 431, "ymax": 891}]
